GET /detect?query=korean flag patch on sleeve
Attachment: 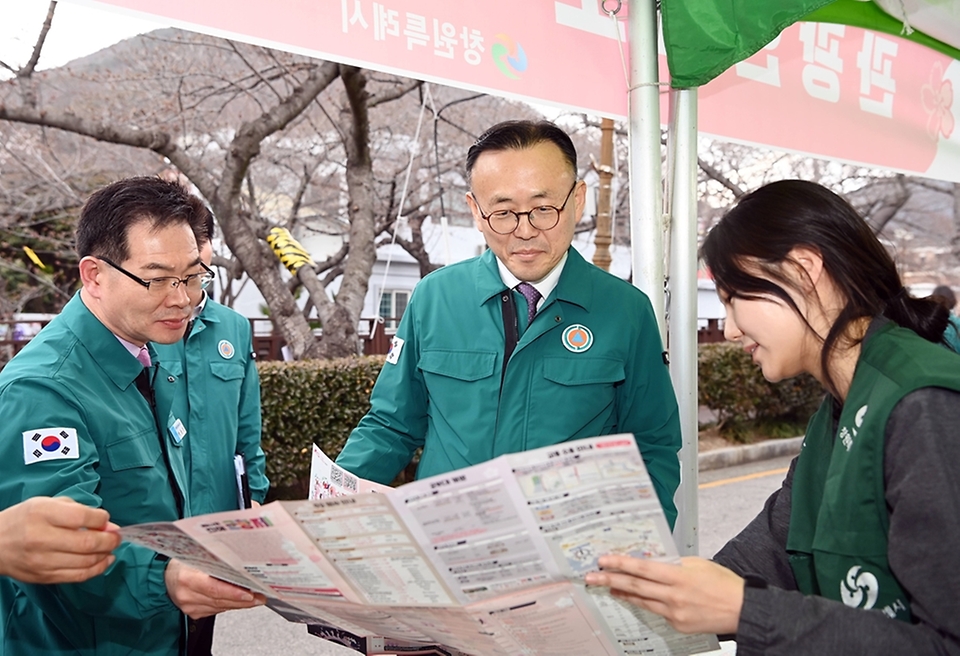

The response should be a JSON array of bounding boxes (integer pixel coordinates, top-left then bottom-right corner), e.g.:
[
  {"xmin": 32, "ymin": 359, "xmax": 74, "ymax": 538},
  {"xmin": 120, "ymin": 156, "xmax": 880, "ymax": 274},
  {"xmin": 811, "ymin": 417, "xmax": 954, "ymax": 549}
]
[
  {"xmin": 385, "ymin": 336, "xmax": 404, "ymax": 365},
  {"xmin": 23, "ymin": 427, "xmax": 80, "ymax": 465}
]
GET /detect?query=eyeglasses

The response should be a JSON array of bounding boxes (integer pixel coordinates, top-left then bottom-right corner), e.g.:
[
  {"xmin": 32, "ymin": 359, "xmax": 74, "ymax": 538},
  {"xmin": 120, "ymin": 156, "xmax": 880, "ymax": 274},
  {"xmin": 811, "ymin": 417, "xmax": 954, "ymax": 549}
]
[
  {"xmin": 472, "ymin": 181, "xmax": 578, "ymax": 235},
  {"xmin": 99, "ymin": 257, "xmax": 214, "ymax": 295}
]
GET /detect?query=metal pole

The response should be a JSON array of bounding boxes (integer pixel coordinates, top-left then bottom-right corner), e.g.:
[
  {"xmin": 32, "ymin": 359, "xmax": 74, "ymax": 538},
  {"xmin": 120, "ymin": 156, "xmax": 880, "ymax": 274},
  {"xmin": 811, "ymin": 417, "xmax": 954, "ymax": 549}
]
[
  {"xmin": 667, "ymin": 87, "xmax": 700, "ymax": 556},
  {"xmin": 628, "ymin": 0, "xmax": 665, "ymax": 344}
]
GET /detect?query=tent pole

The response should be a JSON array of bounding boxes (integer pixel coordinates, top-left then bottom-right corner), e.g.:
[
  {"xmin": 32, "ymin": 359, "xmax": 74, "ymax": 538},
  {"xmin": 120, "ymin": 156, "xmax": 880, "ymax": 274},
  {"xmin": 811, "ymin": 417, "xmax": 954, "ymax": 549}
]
[
  {"xmin": 667, "ymin": 87, "xmax": 700, "ymax": 556},
  {"xmin": 627, "ymin": 0, "xmax": 665, "ymax": 339}
]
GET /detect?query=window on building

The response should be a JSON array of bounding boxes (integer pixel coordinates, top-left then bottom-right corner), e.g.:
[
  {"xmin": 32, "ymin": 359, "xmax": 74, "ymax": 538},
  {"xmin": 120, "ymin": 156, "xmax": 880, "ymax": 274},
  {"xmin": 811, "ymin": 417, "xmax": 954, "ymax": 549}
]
[{"xmin": 379, "ymin": 290, "xmax": 409, "ymax": 332}]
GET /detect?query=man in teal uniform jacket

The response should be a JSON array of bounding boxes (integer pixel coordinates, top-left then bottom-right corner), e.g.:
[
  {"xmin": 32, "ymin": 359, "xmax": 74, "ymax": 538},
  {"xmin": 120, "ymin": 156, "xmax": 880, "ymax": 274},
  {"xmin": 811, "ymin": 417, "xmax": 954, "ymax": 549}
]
[
  {"xmin": 153, "ymin": 209, "xmax": 269, "ymax": 654},
  {"xmin": 337, "ymin": 120, "xmax": 682, "ymax": 526},
  {"xmin": 154, "ymin": 210, "xmax": 269, "ymax": 516},
  {"xmin": 0, "ymin": 177, "xmax": 264, "ymax": 656}
]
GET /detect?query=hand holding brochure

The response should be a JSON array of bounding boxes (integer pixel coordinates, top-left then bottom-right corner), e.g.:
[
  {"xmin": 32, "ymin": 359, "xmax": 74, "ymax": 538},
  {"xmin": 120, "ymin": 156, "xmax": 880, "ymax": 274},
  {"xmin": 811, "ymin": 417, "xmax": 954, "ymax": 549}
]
[{"xmin": 121, "ymin": 434, "xmax": 719, "ymax": 656}]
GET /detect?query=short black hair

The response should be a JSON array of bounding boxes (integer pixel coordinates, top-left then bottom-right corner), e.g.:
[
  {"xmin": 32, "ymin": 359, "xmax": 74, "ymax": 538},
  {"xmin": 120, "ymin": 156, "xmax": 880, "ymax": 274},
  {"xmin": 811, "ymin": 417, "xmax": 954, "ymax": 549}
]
[
  {"xmin": 466, "ymin": 120, "xmax": 577, "ymax": 182},
  {"xmin": 76, "ymin": 176, "xmax": 211, "ymax": 262},
  {"xmin": 194, "ymin": 207, "xmax": 216, "ymax": 248}
]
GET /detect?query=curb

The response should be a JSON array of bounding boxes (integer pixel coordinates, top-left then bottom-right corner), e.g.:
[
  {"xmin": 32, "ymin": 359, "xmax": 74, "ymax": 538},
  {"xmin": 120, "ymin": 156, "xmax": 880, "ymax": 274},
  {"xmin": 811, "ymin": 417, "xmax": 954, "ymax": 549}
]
[{"xmin": 698, "ymin": 436, "xmax": 803, "ymax": 472}]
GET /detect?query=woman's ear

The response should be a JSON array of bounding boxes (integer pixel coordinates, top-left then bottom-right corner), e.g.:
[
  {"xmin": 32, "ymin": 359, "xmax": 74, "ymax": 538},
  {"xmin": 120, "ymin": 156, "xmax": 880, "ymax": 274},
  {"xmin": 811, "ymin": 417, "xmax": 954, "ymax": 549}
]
[{"xmin": 787, "ymin": 246, "xmax": 824, "ymax": 290}]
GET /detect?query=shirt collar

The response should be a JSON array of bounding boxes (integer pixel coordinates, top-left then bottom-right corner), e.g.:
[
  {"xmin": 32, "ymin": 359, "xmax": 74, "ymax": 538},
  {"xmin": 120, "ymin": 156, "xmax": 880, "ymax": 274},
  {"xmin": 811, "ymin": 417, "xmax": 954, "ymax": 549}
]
[
  {"xmin": 115, "ymin": 335, "xmax": 145, "ymax": 361},
  {"xmin": 194, "ymin": 290, "xmax": 208, "ymax": 318},
  {"xmin": 495, "ymin": 251, "xmax": 568, "ymax": 309}
]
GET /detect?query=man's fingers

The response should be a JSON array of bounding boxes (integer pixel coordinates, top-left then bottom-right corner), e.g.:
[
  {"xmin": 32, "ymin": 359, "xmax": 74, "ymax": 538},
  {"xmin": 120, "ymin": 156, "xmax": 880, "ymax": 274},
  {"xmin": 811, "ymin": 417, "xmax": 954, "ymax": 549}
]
[
  {"xmin": 15, "ymin": 554, "xmax": 117, "ymax": 585},
  {"xmin": 39, "ymin": 497, "xmax": 113, "ymax": 531},
  {"xmin": 166, "ymin": 560, "xmax": 264, "ymax": 619},
  {"xmin": 197, "ymin": 574, "xmax": 256, "ymax": 603},
  {"xmin": 77, "ymin": 526, "xmax": 122, "ymax": 552}
]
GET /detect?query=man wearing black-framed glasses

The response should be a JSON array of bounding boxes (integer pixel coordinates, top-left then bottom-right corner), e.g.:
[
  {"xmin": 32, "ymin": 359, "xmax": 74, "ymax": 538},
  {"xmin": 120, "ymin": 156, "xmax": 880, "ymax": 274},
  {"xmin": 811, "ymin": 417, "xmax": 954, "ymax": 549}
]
[
  {"xmin": 0, "ymin": 177, "xmax": 264, "ymax": 656},
  {"xmin": 338, "ymin": 120, "xmax": 682, "ymax": 529},
  {"xmin": 152, "ymin": 205, "xmax": 270, "ymax": 655},
  {"xmin": 97, "ymin": 255, "xmax": 214, "ymax": 295}
]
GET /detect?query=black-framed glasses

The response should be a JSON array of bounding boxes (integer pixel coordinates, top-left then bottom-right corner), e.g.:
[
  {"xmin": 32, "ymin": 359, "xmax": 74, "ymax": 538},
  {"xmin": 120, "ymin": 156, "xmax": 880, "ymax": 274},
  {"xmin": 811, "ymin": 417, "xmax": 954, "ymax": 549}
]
[
  {"xmin": 472, "ymin": 181, "xmax": 578, "ymax": 235},
  {"xmin": 99, "ymin": 257, "xmax": 214, "ymax": 295}
]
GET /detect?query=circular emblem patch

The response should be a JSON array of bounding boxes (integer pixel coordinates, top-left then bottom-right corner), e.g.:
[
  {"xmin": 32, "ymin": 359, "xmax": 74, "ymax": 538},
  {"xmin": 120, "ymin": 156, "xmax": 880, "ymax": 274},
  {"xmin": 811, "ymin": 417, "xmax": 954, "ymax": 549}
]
[
  {"xmin": 561, "ymin": 324, "xmax": 593, "ymax": 353},
  {"xmin": 41, "ymin": 435, "xmax": 61, "ymax": 452},
  {"xmin": 218, "ymin": 339, "xmax": 235, "ymax": 359}
]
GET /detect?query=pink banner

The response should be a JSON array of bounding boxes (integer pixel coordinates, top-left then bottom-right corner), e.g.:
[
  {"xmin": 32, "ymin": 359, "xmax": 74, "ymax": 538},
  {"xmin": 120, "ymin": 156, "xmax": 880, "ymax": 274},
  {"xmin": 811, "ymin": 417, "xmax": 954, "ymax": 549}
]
[
  {"xmin": 90, "ymin": 0, "xmax": 632, "ymax": 119},
  {"xmin": 698, "ymin": 24, "xmax": 957, "ymax": 179},
  {"xmin": 86, "ymin": 0, "xmax": 959, "ymax": 181}
]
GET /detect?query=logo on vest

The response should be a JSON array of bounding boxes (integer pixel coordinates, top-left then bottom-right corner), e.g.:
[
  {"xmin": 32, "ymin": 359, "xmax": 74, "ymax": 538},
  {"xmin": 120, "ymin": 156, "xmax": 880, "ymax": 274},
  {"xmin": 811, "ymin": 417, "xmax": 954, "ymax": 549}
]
[
  {"xmin": 839, "ymin": 404, "xmax": 868, "ymax": 452},
  {"xmin": 840, "ymin": 565, "xmax": 879, "ymax": 610}
]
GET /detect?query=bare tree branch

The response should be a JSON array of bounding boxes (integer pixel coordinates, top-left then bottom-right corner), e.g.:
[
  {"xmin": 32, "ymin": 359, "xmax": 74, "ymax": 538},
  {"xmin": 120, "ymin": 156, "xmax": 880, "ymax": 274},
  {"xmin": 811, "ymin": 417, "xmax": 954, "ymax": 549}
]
[{"xmin": 20, "ymin": 1, "xmax": 57, "ymax": 78}]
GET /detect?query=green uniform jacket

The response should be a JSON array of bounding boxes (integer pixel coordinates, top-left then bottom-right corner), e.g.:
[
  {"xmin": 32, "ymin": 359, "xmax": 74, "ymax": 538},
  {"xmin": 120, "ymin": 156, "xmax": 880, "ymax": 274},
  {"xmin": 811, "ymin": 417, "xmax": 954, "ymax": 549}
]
[
  {"xmin": 944, "ymin": 313, "xmax": 960, "ymax": 353},
  {"xmin": 154, "ymin": 296, "xmax": 268, "ymax": 514},
  {"xmin": 336, "ymin": 247, "xmax": 682, "ymax": 525},
  {"xmin": 788, "ymin": 320, "xmax": 960, "ymax": 622},
  {"xmin": 0, "ymin": 294, "xmax": 188, "ymax": 655}
]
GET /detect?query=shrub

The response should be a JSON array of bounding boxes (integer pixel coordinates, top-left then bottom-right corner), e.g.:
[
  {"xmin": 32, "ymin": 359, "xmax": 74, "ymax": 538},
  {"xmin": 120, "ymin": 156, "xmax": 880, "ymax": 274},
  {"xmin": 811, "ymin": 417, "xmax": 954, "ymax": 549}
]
[
  {"xmin": 257, "ymin": 345, "xmax": 824, "ymax": 497},
  {"xmin": 698, "ymin": 342, "xmax": 823, "ymax": 441},
  {"xmin": 258, "ymin": 356, "xmax": 384, "ymax": 499}
]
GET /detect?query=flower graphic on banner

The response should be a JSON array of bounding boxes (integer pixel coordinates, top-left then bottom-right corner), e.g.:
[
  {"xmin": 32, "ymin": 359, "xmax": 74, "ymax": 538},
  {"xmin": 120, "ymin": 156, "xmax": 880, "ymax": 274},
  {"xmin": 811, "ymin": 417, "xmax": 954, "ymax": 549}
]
[
  {"xmin": 921, "ymin": 61, "xmax": 955, "ymax": 140},
  {"xmin": 492, "ymin": 34, "xmax": 527, "ymax": 79}
]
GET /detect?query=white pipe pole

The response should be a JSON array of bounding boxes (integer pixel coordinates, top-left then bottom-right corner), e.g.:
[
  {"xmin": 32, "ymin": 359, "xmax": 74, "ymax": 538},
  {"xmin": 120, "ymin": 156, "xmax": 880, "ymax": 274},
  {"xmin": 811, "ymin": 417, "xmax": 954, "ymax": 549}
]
[
  {"xmin": 667, "ymin": 87, "xmax": 700, "ymax": 556},
  {"xmin": 628, "ymin": 0, "xmax": 665, "ymax": 344}
]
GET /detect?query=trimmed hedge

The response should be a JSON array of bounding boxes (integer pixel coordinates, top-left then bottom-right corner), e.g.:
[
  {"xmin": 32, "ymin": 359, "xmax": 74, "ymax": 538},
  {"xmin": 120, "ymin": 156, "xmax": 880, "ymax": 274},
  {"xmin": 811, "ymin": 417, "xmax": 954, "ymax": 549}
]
[
  {"xmin": 698, "ymin": 342, "xmax": 824, "ymax": 438},
  {"xmin": 258, "ymin": 356, "xmax": 384, "ymax": 499}
]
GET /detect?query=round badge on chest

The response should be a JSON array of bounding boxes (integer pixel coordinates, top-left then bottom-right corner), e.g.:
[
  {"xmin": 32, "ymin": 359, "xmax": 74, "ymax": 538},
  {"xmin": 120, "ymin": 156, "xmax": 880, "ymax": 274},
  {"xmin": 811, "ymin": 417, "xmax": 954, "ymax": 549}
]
[
  {"xmin": 561, "ymin": 324, "xmax": 593, "ymax": 353},
  {"xmin": 218, "ymin": 339, "xmax": 235, "ymax": 359}
]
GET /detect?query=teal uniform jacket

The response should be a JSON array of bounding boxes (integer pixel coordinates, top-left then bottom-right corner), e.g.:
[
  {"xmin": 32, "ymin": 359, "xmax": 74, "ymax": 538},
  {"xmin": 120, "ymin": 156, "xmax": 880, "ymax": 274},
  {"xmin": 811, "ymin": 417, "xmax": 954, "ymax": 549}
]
[
  {"xmin": 336, "ymin": 247, "xmax": 682, "ymax": 525},
  {"xmin": 0, "ymin": 293, "xmax": 188, "ymax": 655},
  {"xmin": 154, "ymin": 295, "xmax": 269, "ymax": 514},
  {"xmin": 944, "ymin": 313, "xmax": 960, "ymax": 353}
]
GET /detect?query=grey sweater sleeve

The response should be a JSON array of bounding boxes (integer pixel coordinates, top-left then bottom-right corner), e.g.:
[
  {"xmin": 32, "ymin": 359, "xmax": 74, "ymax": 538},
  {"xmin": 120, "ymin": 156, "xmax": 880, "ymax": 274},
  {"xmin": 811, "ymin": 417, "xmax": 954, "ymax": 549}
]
[{"xmin": 713, "ymin": 387, "xmax": 960, "ymax": 656}]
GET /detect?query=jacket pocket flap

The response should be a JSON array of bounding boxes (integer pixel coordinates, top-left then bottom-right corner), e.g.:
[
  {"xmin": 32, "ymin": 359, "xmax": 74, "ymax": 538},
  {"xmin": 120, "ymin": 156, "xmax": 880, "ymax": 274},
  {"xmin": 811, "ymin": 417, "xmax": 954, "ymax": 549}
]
[
  {"xmin": 543, "ymin": 357, "xmax": 625, "ymax": 386},
  {"xmin": 419, "ymin": 350, "xmax": 497, "ymax": 381},
  {"xmin": 105, "ymin": 430, "xmax": 161, "ymax": 471},
  {"xmin": 210, "ymin": 361, "xmax": 245, "ymax": 381}
]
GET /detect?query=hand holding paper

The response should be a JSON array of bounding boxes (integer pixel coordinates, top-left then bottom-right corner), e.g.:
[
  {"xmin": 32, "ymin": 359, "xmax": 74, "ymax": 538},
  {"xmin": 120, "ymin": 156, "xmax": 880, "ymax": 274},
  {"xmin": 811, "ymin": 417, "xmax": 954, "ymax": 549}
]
[
  {"xmin": 164, "ymin": 558, "xmax": 266, "ymax": 619},
  {"xmin": 586, "ymin": 555, "xmax": 745, "ymax": 635}
]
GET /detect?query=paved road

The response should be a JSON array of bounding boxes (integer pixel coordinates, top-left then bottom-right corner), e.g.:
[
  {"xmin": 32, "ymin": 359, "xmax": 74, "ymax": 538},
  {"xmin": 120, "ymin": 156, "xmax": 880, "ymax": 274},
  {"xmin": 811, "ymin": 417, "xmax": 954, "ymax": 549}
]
[
  {"xmin": 697, "ymin": 453, "xmax": 793, "ymax": 558},
  {"xmin": 211, "ymin": 455, "xmax": 796, "ymax": 655}
]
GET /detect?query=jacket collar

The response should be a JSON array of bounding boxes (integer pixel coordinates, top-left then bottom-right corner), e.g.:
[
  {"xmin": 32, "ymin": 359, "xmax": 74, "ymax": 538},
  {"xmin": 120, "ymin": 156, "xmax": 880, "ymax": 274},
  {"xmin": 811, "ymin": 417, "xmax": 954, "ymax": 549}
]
[
  {"xmin": 475, "ymin": 247, "xmax": 594, "ymax": 311},
  {"xmin": 63, "ymin": 293, "xmax": 146, "ymax": 390}
]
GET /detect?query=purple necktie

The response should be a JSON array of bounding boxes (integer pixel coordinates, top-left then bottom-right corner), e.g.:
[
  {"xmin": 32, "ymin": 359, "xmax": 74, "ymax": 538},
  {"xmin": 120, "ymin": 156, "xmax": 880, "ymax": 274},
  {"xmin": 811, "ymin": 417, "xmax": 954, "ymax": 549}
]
[
  {"xmin": 136, "ymin": 346, "xmax": 152, "ymax": 368},
  {"xmin": 517, "ymin": 282, "xmax": 542, "ymax": 326}
]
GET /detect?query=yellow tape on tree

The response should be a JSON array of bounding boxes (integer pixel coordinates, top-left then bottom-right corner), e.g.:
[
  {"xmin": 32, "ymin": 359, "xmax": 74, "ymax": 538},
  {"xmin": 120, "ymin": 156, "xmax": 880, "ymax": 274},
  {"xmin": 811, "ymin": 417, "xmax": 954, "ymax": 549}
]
[
  {"xmin": 22, "ymin": 246, "xmax": 47, "ymax": 269},
  {"xmin": 266, "ymin": 227, "xmax": 315, "ymax": 274}
]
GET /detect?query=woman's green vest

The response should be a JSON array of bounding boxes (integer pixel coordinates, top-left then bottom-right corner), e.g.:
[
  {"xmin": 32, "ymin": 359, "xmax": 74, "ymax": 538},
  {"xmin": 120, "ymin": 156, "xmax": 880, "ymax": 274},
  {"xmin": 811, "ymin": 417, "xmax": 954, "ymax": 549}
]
[{"xmin": 787, "ymin": 320, "xmax": 960, "ymax": 622}]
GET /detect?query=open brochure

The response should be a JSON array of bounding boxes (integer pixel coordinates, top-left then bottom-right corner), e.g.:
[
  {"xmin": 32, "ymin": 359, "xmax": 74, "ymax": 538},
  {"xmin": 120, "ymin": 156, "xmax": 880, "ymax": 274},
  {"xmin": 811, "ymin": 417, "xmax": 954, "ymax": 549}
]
[{"xmin": 121, "ymin": 434, "xmax": 720, "ymax": 656}]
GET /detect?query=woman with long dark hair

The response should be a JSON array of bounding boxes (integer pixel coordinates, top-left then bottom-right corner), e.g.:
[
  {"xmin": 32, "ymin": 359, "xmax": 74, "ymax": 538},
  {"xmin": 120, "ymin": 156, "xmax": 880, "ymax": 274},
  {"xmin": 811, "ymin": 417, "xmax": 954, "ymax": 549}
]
[{"xmin": 586, "ymin": 180, "xmax": 960, "ymax": 654}]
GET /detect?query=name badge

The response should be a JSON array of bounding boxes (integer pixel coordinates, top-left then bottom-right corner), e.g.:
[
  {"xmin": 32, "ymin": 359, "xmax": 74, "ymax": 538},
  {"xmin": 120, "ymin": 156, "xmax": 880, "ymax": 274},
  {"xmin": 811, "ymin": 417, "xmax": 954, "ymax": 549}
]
[{"xmin": 169, "ymin": 418, "xmax": 187, "ymax": 445}]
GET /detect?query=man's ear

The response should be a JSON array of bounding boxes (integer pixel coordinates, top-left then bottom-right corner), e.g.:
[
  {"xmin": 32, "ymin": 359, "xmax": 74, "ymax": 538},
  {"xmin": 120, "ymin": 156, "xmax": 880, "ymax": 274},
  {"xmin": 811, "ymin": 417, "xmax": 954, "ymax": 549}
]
[
  {"xmin": 78, "ymin": 257, "xmax": 105, "ymax": 299},
  {"xmin": 572, "ymin": 179, "xmax": 587, "ymax": 225},
  {"xmin": 787, "ymin": 246, "xmax": 824, "ymax": 290},
  {"xmin": 465, "ymin": 192, "xmax": 485, "ymax": 231}
]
